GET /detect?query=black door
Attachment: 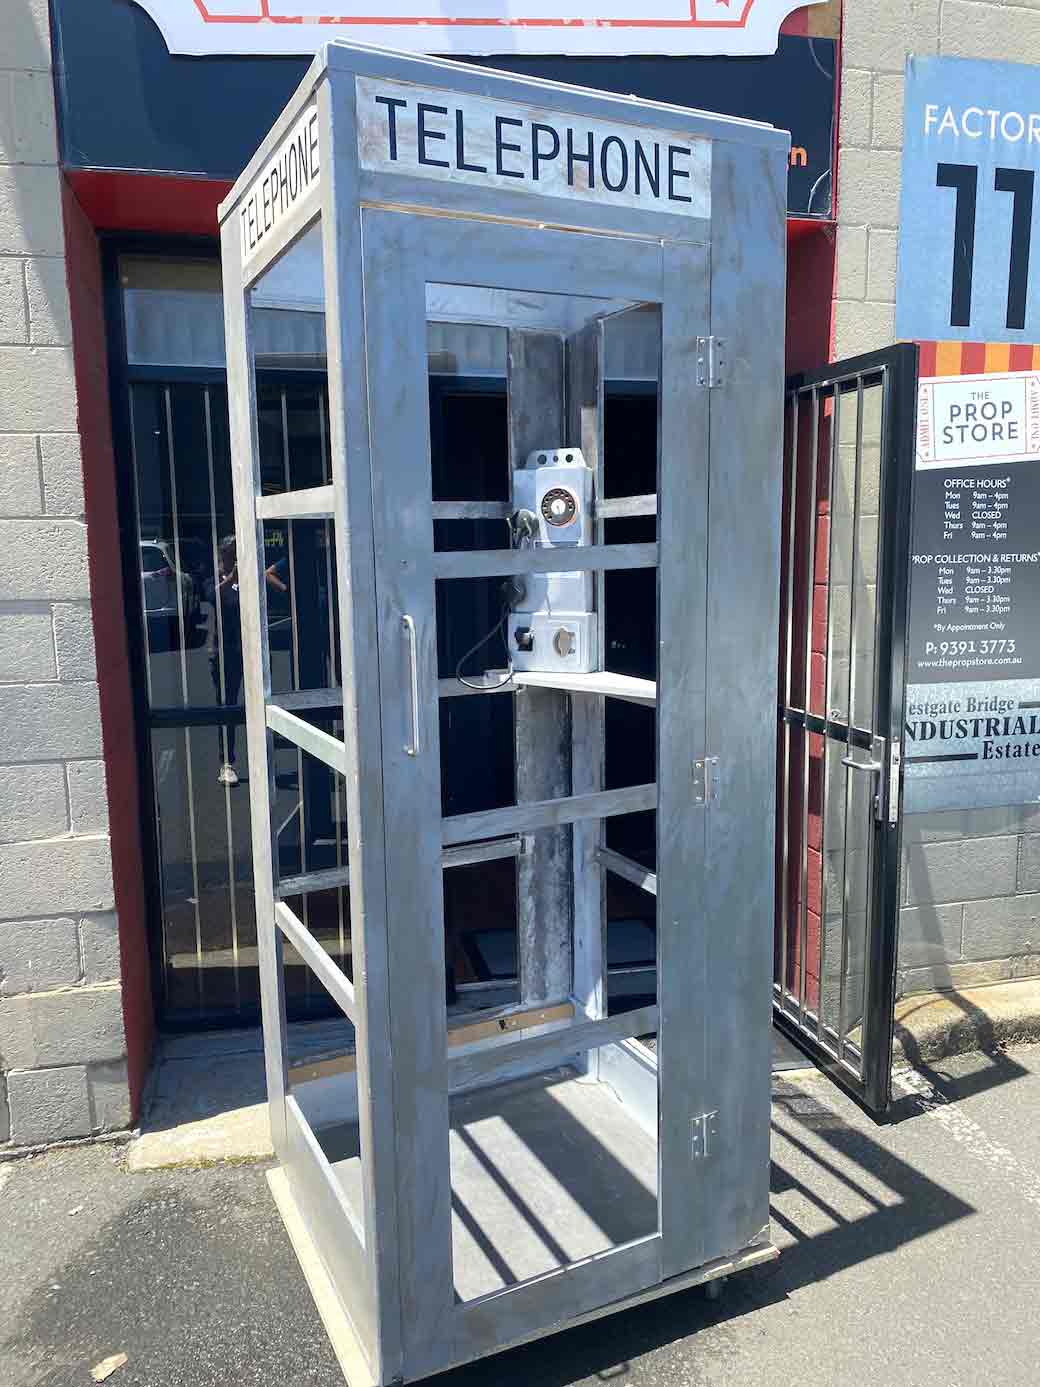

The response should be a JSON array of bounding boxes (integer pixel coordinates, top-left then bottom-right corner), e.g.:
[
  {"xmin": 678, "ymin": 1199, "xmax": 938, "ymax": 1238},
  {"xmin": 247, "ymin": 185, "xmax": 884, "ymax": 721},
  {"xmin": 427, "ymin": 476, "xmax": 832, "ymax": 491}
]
[
  {"xmin": 129, "ymin": 371, "xmax": 525, "ymax": 1025},
  {"xmin": 775, "ymin": 344, "xmax": 918, "ymax": 1114},
  {"xmin": 128, "ymin": 375, "xmax": 345, "ymax": 1025}
]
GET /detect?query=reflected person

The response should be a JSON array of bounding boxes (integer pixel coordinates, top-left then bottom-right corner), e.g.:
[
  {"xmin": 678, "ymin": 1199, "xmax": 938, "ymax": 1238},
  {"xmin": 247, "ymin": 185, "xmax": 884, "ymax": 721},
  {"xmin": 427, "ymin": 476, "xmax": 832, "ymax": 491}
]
[
  {"xmin": 211, "ymin": 536, "xmax": 244, "ymax": 786},
  {"xmin": 209, "ymin": 535, "xmax": 296, "ymax": 786}
]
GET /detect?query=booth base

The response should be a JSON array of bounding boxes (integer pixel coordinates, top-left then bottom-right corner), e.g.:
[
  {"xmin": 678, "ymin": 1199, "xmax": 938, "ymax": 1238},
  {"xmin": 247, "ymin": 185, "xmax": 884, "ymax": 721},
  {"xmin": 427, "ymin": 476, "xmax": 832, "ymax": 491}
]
[
  {"xmin": 269, "ymin": 1139, "xmax": 778, "ymax": 1385},
  {"xmin": 331, "ymin": 1066, "xmax": 660, "ymax": 1302},
  {"xmin": 268, "ymin": 1164, "xmax": 379, "ymax": 1387}
]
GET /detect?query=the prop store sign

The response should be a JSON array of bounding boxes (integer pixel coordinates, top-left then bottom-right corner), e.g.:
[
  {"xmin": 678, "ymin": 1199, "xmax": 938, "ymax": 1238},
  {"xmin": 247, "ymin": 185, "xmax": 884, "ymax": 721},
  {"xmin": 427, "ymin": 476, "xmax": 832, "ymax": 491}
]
[
  {"xmin": 917, "ymin": 370, "xmax": 1040, "ymax": 468},
  {"xmin": 906, "ymin": 368, "xmax": 1040, "ymax": 810}
]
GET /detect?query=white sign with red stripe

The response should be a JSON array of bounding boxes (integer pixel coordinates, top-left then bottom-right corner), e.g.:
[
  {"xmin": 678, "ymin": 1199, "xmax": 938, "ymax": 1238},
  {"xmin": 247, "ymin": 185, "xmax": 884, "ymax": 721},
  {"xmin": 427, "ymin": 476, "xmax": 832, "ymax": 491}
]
[
  {"xmin": 916, "ymin": 370, "xmax": 1040, "ymax": 471},
  {"xmin": 130, "ymin": 0, "xmax": 825, "ymax": 58}
]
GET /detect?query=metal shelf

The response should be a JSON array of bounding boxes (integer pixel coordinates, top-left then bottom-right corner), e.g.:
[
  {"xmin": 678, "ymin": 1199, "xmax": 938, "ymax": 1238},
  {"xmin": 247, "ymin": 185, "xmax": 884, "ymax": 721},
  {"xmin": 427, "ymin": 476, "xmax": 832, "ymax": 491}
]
[{"xmin": 512, "ymin": 670, "xmax": 656, "ymax": 705}]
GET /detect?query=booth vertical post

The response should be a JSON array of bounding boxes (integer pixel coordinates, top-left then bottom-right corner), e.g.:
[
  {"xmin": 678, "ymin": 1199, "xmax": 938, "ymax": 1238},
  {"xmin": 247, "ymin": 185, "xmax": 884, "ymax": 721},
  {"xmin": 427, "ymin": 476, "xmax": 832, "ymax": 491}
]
[
  {"xmin": 320, "ymin": 72, "xmax": 405, "ymax": 1382},
  {"xmin": 568, "ymin": 319, "xmax": 608, "ymax": 1053},
  {"xmin": 220, "ymin": 212, "xmax": 290, "ymax": 1155},
  {"xmin": 508, "ymin": 330, "xmax": 573, "ymax": 1007}
]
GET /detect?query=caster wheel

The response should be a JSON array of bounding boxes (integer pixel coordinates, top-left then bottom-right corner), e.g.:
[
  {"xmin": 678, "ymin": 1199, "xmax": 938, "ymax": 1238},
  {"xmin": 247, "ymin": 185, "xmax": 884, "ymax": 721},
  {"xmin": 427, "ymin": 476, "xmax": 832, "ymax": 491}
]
[{"xmin": 703, "ymin": 1276, "xmax": 727, "ymax": 1302}]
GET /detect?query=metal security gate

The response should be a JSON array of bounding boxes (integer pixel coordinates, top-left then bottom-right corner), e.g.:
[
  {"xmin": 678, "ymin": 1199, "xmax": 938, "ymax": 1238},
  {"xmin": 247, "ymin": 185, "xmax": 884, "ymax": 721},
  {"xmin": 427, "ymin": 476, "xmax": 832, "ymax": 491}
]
[
  {"xmin": 775, "ymin": 343, "xmax": 918, "ymax": 1114},
  {"xmin": 124, "ymin": 371, "xmax": 346, "ymax": 1026}
]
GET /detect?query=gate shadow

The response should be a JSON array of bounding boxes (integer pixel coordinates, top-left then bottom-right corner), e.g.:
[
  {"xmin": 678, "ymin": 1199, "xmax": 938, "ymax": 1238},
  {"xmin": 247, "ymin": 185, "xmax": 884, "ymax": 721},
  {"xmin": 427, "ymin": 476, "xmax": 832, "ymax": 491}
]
[{"xmin": 889, "ymin": 990, "xmax": 1033, "ymax": 1116}]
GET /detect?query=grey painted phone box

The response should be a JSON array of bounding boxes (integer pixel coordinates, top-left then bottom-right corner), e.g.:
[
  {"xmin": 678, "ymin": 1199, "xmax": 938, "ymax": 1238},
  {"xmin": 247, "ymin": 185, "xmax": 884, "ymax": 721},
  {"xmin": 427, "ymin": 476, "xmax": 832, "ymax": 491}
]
[{"xmin": 219, "ymin": 41, "xmax": 789, "ymax": 1385}]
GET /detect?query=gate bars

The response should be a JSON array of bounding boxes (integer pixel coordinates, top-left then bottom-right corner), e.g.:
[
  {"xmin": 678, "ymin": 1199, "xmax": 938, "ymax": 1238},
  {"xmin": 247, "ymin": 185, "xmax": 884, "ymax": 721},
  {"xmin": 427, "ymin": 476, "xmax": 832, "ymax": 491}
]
[{"xmin": 775, "ymin": 343, "xmax": 918, "ymax": 1115}]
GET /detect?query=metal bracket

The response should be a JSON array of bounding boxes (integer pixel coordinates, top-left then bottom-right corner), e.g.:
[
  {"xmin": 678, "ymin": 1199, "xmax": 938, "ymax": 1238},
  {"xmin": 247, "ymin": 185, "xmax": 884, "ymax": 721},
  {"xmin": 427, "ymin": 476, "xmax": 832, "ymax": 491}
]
[
  {"xmin": 693, "ymin": 756, "xmax": 720, "ymax": 806},
  {"xmin": 690, "ymin": 1110, "xmax": 720, "ymax": 1159},
  {"xmin": 496, "ymin": 1003, "xmax": 569, "ymax": 1033},
  {"xmin": 888, "ymin": 740, "xmax": 902, "ymax": 826},
  {"xmin": 696, "ymin": 336, "xmax": 725, "ymax": 388}
]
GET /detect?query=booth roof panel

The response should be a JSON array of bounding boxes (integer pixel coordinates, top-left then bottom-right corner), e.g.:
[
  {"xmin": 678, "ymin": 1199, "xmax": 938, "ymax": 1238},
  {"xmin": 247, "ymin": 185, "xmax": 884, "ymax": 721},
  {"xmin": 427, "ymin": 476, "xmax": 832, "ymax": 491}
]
[
  {"xmin": 324, "ymin": 39, "xmax": 786, "ymax": 144},
  {"xmin": 219, "ymin": 40, "xmax": 788, "ymax": 226},
  {"xmin": 218, "ymin": 52, "xmax": 328, "ymax": 225}
]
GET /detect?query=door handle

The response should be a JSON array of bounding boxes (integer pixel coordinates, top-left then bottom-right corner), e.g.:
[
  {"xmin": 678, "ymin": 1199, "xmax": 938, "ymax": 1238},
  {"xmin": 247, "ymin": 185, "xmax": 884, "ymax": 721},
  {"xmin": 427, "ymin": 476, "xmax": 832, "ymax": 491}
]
[
  {"xmin": 842, "ymin": 738, "xmax": 888, "ymax": 822},
  {"xmin": 402, "ymin": 614, "xmax": 420, "ymax": 757},
  {"xmin": 841, "ymin": 754, "xmax": 883, "ymax": 773}
]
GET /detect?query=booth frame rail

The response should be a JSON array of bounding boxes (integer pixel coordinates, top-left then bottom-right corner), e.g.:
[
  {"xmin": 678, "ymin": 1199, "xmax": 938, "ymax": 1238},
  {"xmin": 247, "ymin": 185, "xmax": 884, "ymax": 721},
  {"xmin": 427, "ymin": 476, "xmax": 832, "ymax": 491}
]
[{"xmin": 218, "ymin": 41, "xmax": 789, "ymax": 1386}]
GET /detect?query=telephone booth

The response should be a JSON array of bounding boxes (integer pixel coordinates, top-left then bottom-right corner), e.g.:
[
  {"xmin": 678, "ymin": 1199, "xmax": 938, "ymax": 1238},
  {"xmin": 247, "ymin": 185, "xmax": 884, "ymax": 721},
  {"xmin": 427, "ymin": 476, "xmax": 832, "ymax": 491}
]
[{"xmin": 218, "ymin": 43, "xmax": 789, "ymax": 1384}]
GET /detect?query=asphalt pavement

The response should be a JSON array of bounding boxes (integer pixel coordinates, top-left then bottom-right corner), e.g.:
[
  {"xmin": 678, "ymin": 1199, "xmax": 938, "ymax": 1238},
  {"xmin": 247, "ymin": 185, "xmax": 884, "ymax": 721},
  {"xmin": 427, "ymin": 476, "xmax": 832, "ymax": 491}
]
[{"xmin": 3, "ymin": 1045, "xmax": 1040, "ymax": 1387}]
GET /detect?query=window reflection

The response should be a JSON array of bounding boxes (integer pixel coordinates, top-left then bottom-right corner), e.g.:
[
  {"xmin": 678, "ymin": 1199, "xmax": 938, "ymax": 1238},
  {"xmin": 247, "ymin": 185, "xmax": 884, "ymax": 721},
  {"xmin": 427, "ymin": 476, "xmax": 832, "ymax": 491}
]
[{"xmin": 130, "ymin": 375, "xmax": 347, "ymax": 1024}]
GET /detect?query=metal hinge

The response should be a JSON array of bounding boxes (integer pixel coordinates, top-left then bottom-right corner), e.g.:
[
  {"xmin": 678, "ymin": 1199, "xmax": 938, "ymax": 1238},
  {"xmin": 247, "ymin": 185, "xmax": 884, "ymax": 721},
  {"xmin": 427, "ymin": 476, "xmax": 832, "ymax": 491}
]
[
  {"xmin": 691, "ymin": 1110, "xmax": 720, "ymax": 1159},
  {"xmin": 696, "ymin": 336, "xmax": 725, "ymax": 387},
  {"xmin": 693, "ymin": 756, "xmax": 720, "ymax": 806}
]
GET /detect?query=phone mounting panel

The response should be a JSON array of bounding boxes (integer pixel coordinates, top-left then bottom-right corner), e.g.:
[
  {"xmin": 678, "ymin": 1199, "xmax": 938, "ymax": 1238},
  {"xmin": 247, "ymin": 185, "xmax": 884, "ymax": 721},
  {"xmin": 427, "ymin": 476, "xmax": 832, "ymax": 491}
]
[{"xmin": 508, "ymin": 446, "xmax": 597, "ymax": 674}]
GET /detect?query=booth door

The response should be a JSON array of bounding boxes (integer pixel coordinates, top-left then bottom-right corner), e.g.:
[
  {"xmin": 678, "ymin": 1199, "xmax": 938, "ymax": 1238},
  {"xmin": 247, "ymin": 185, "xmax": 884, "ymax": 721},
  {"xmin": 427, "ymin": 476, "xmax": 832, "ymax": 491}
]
[
  {"xmin": 775, "ymin": 344, "xmax": 918, "ymax": 1114},
  {"xmin": 357, "ymin": 209, "xmax": 714, "ymax": 1361}
]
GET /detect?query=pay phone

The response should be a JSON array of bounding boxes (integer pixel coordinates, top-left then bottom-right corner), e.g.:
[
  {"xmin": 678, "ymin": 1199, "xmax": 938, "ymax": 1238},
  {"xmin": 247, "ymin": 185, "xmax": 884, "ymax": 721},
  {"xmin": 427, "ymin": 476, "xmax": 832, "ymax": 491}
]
[{"xmin": 508, "ymin": 447, "xmax": 597, "ymax": 674}]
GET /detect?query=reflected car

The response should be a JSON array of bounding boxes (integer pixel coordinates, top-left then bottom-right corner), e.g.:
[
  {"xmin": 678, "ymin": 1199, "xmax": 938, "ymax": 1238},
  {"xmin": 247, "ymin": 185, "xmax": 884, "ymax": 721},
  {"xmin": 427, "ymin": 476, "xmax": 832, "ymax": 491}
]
[{"xmin": 140, "ymin": 539, "xmax": 200, "ymax": 633}]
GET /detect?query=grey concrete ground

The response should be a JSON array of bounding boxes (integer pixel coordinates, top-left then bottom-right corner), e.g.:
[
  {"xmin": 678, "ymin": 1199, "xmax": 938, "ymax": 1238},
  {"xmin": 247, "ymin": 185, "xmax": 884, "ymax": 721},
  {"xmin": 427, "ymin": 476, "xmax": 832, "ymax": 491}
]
[
  {"xmin": 3, "ymin": 1045, "xmax": 1040, "ymax": 1387},
  {"xmin": 116, "ymin": 1026, "xmax": 807, "ymax": 1172}
]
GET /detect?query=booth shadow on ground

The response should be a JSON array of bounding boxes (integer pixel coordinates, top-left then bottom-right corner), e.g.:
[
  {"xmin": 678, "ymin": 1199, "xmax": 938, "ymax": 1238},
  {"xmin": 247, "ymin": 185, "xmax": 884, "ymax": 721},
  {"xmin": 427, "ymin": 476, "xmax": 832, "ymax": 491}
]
[{"xmin": 3, "ymin": 1074, "xmax": 976, "ymax": 1387}]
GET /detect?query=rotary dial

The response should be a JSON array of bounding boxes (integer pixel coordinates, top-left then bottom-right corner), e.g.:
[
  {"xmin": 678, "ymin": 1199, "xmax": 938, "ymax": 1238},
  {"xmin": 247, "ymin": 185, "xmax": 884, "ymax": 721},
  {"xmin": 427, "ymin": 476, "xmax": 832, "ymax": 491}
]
[{"xmin": 541, "ymin": 487, "xmax": 578, "ymax": 527}]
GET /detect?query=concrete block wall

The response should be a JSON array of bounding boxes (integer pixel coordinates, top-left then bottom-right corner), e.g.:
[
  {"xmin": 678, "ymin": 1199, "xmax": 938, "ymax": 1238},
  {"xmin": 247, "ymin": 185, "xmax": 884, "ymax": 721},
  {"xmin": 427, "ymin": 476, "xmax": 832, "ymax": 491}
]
[
  {"xmin": 0, "ymin": 0, "xmax": 128, "ymax": 1147},
  {"xmin": 836, "ymin": 0, "xmax": 1040, "ymax": 994},
  {"xmin": 898, "ymin": 806, "xmax": 1040, "ymax": 994}
]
